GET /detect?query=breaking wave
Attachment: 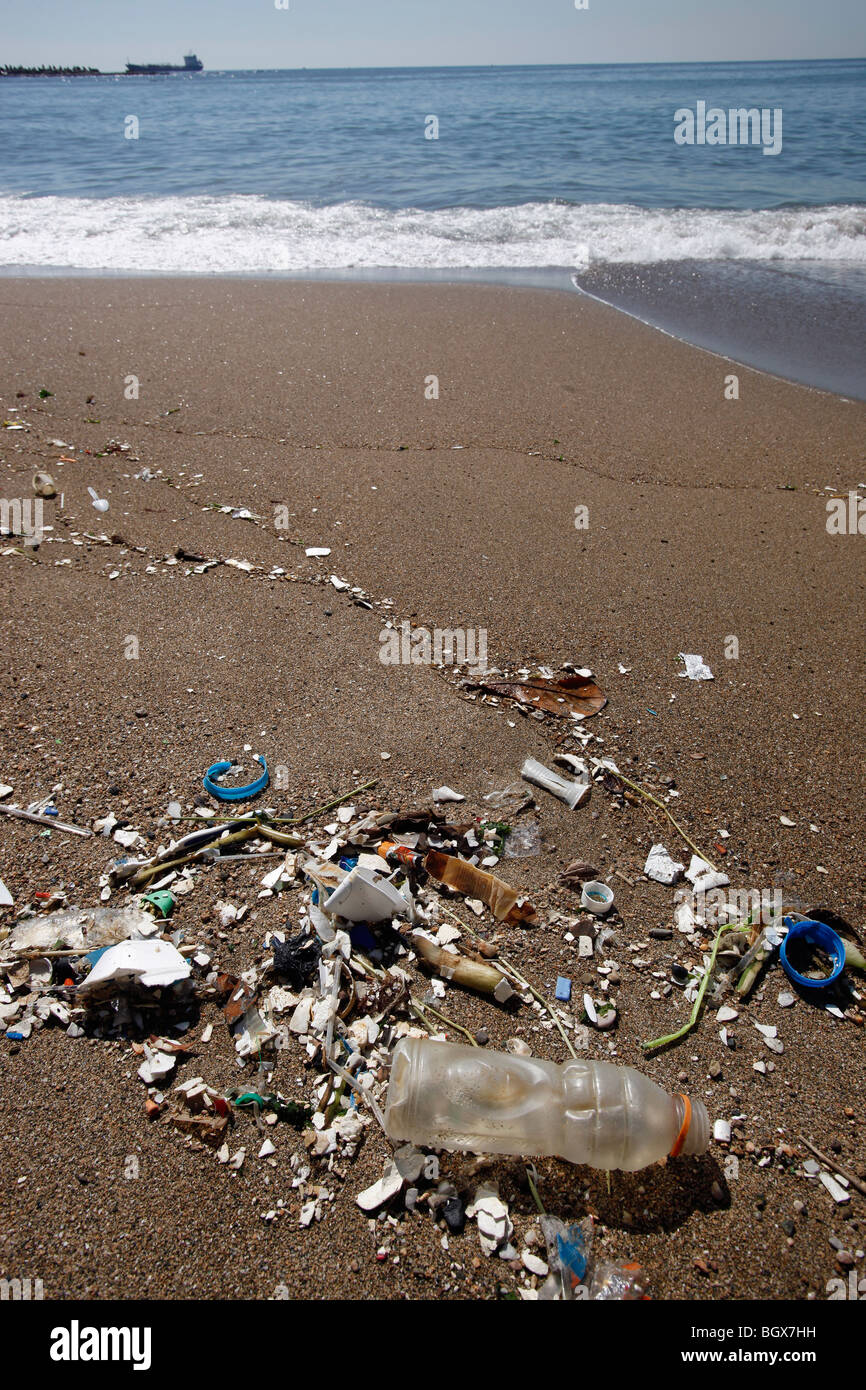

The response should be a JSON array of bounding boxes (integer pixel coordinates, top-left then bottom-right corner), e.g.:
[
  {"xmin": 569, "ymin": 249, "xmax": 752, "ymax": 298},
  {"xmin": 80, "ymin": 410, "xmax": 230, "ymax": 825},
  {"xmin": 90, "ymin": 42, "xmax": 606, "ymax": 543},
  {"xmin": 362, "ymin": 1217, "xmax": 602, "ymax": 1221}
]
[{"xmin": 0, "ymin": 195, "xmax": 864, "ymax": 274}]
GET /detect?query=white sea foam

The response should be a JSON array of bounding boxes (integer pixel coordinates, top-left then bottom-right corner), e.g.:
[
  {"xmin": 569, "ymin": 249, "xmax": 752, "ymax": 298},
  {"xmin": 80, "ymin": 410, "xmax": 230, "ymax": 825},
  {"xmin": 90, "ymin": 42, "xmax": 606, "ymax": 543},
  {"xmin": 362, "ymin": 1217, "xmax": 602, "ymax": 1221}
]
[{"xmin": 0, "ymin": 195, "xmax": 864, "ymax": 273}]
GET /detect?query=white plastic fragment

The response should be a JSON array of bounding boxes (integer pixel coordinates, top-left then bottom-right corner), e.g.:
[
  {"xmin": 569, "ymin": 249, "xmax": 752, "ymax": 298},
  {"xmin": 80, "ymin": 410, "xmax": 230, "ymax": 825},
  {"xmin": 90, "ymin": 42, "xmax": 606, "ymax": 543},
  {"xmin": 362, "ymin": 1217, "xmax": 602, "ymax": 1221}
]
[
  {"xmin": 78, "ymin": 939, "xmax": 191, "ymax": 995},
  {"xmin": 713, "ymin": 1119, "xmax": 731, "ymax": 1144},
  {"xmin": 753, "ymin": 1022, "xmax": 777, "ymax": 1038},
  {"xmin": 644, "ymin": 843, "xmax": 684, "ymax": 885},
  {"xmin": 679, "ymin": 653, "xmax": 713, "ymax": 680},
  {"xmin": 137, "ymin": 1047, "xmax": 177, "ymax": 1084},
  {"xmin": 467, "ymin": 1185, "xmax": 514, "ymax": 1257}
]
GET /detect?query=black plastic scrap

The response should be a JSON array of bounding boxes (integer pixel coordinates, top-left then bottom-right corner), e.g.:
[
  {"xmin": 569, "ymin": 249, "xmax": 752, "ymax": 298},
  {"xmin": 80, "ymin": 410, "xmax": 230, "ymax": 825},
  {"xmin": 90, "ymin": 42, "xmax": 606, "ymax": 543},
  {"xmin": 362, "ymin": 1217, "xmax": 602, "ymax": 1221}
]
[{"xmin": 272, "ymin": 927, "xmax": 321, "ymax": 991}]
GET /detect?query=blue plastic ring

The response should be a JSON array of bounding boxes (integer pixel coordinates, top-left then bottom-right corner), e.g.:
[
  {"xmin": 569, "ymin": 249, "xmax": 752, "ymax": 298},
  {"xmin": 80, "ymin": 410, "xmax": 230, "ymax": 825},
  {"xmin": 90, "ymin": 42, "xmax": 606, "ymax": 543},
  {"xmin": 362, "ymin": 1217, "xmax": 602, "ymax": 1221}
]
[
  {"xmin": 780, "ymin": 917, "xmax": 845, "ymax": 991},
  {"xmin": 203, "ymin": 756, "xmax": 269, "ymax": 802}
]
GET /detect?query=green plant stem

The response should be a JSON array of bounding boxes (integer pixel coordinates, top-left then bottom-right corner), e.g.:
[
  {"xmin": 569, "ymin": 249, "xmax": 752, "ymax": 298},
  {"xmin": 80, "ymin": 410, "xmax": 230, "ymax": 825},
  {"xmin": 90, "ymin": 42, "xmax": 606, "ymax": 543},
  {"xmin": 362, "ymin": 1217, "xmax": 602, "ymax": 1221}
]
[{"xmin": 642, "ymin": 919, "xmax": 749, "ymax": 1053}]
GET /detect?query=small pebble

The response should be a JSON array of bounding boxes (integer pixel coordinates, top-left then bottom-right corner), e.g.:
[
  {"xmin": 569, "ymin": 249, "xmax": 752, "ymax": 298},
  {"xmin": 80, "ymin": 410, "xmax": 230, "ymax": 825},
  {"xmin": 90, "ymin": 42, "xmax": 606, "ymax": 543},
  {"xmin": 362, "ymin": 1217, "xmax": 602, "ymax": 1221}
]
[
  {"xmin": 442, "ymin": 1197, "xmax": 465, "ymax": 1234},
  {"xmin": 708, "ymin": 1061, "xmax": 722, "ymax": 1080},
  {"xmin": 475, "ymin": 1028, "xmax": 489, "ymax": 1046}
]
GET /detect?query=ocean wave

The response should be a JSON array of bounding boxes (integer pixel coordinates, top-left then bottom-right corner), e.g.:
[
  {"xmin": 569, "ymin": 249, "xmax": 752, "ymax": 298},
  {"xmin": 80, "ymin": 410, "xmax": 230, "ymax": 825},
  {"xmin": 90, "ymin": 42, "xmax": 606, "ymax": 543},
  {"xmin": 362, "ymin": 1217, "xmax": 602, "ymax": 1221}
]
[{"xmin": 0, "ymin": 195, "xmax": 864, "ymax": 272}]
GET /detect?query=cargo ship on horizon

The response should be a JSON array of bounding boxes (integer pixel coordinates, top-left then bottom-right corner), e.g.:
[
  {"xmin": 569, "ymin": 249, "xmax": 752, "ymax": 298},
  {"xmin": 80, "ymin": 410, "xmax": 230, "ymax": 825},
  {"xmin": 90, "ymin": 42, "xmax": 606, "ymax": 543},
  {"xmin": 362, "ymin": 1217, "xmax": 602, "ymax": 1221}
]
[{"xmin": 125, "ymin": 53, "xmax": 203, "ymax": 75}]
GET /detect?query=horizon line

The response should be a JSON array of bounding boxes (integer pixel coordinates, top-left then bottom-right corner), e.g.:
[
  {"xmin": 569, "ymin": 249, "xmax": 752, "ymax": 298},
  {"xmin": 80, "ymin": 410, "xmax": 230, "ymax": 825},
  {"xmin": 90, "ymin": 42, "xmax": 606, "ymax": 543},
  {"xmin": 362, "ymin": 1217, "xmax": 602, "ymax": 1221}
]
[{"xmin": 3, "ymin": 56, "xmax": 866, "ymax": 72}]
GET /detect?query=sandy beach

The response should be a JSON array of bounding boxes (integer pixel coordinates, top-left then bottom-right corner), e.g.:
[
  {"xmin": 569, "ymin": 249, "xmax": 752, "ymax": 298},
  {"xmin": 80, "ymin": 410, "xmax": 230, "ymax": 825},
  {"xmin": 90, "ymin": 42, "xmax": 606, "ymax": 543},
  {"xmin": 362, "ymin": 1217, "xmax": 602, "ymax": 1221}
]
[{"xmin": 0, "ymin": 276, "xmax": 864, "ymax": 1302}]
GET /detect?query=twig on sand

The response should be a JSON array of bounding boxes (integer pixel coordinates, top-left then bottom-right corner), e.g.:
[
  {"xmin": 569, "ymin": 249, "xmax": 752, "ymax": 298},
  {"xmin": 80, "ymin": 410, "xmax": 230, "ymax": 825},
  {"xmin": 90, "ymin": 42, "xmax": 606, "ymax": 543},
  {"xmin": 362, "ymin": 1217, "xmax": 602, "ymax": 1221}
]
[
  {"xmin": 798, "ymin": 1136, "xmax": 866, "ymax": 1199},
  {"xmin": 596, "ymin": 765, "xmax": 717, "ymax": 871}
]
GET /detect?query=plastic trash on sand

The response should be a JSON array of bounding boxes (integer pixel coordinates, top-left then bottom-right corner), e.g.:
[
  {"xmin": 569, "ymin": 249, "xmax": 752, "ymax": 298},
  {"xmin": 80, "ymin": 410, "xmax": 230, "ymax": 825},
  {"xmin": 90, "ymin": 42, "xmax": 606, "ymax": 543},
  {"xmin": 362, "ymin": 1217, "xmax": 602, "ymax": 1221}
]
[
  {"xmin": 541, "ymin": 1215, "xmax": 592, "ymax": 1297},
  {"xmin": 679, "ymin": 653, "xmax": 713, "ymax": 681},
  {"xmin": 322, "ymin": 866, "xmax": 409, "ymax": 923},
  {"xmin": 521, "ymin": 758, "xmax": 590, "ymax": 810},
  {"xmin": 589, "ymin": 1260, "xmax": 651, "ymax": 1300},
  {"xmin": 77, "ymin": 938, "xmax": 191, "ymax": 996},
  {"xmin": 423, "ymin": 850, "xmax": 538, "ymax": 927},
  {"xmin": 644, "ymin": 843, "xmax": 685, "ymax": 885},
  {"xmin": 5, "ymin": 905, "xmax": 159, "ymax": 955},
  {"xmin": 503, "ymin": 821, "xmax": 542, "ymax": 859},
  {"xmin": 385, "ymin": 1037, "xmax": 709, "ymax": 1171},
  {"xmin": 581, "ymin": 881, "xmax": 614, "ymax": 915}
]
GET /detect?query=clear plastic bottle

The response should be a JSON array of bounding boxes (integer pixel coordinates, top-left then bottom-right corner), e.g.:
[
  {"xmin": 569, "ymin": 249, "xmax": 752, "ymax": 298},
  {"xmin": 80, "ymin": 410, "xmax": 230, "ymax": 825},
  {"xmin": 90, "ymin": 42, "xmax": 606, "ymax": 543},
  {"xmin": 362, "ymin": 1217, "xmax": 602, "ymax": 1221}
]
[{"xmin": 385, "ymin": 1038, "xmax": 709, "ymax": 1172}]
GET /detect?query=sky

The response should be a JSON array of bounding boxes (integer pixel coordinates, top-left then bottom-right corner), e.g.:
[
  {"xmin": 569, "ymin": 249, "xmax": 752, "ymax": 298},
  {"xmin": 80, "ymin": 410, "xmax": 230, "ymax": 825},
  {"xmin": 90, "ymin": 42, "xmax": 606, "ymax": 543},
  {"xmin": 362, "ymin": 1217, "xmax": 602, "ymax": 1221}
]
[{"xmin": 1, "ymin": 0, "xmax": 864, "ymax": 69}]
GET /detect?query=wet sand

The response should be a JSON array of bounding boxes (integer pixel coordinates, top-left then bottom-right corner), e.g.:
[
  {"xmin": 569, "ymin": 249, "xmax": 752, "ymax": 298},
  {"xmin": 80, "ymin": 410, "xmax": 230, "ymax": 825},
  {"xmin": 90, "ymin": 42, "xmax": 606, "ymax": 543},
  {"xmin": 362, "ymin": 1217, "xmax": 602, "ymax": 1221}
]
[{"xmin": 0, "ymin": 277, "xmax": 864, "ymax": 1302}]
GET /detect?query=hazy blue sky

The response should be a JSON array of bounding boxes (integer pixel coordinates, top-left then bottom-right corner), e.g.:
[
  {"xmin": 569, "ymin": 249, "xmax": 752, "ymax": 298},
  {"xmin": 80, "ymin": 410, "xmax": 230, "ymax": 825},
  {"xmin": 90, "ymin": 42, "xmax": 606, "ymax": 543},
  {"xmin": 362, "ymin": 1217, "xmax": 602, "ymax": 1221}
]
[{"xmin": 2, "ymin": 0, "xmax": 864, "ymax": 69}]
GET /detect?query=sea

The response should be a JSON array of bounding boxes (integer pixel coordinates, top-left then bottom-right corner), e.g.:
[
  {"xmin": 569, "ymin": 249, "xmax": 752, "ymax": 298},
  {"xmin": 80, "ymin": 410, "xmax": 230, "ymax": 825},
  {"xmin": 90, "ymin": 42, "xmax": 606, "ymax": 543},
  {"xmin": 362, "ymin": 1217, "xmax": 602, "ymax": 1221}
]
[{"xmin": 1, "ymin": 60, "xmax": 864, "ymax": 397}]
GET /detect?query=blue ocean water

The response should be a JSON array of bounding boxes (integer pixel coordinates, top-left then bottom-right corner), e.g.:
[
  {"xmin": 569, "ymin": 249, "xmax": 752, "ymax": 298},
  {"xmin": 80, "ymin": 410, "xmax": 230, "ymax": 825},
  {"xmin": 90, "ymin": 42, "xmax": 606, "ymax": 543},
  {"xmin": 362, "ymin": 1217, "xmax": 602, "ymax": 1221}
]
[{"xmin": 0, "ymin": 61, "xmax": 864, "ymax": 393}]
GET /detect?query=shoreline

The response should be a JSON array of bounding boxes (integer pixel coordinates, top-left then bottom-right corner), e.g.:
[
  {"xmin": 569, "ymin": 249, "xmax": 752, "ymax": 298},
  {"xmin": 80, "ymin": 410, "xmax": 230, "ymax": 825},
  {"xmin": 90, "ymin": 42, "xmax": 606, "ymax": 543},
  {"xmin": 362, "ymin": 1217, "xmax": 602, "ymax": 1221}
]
[{"xmin": 1, "ymin": 264, "xmax": 861, "ymax": 402}]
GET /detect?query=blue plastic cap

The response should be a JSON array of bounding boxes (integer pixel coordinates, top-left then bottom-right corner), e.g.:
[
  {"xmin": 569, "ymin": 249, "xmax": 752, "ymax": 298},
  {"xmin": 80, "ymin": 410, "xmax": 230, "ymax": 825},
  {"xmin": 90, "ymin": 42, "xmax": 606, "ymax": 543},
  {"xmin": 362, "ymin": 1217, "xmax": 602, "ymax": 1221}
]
[{"xmin": 780, "ymin": 918, "xmax": 845, "ymax": 991}]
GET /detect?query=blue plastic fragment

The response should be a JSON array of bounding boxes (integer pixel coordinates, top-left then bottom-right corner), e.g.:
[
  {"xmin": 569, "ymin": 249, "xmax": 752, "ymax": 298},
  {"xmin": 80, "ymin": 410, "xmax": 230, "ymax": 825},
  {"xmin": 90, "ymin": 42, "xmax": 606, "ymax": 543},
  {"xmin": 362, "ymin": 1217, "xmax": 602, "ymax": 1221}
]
[
  {"xmin": 557, "ymin": 1225, "xmax": 589, "ymax": 1283},
  {"xmin": 555, "ymin": 975, "xmax": 572, "ymax": 1002},
  {"xmin": 349, "ymin": 922, "xmax": 378, "ymax": 952},
  {"xmin": 6, "ymin": 1031, "xmax": 25, "ymax": 1041}
]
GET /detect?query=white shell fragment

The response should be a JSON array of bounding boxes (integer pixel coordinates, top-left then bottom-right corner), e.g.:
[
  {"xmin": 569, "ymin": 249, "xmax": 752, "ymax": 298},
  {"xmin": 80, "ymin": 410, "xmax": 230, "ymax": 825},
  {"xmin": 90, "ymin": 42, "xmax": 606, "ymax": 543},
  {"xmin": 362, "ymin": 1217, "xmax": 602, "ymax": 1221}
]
[
  {"xmin": 356, "ymin": 1162, "xmax": 403, "ymax": 1212},
  {"xmin": 431, "ymin": 786, "xmax": 465, "ymax": 803},
  {"xmin": 819, "ymin": 1172, "xmax": 850, "ymax": 1204}
]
